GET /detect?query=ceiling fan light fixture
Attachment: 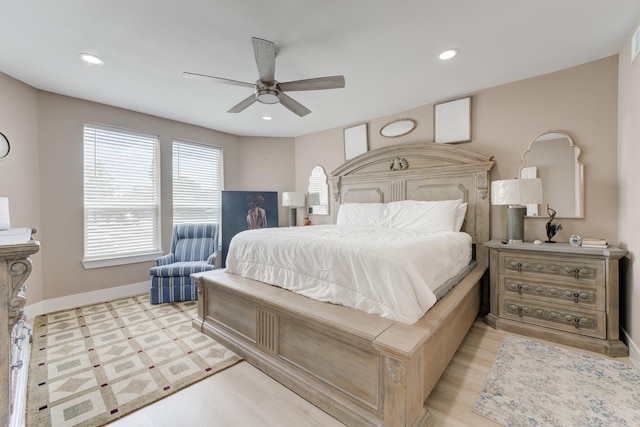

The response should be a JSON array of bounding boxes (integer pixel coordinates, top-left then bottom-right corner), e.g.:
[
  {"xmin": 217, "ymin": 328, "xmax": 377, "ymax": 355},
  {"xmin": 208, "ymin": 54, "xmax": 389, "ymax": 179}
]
[
  {"xmin": 262, "ymin": 116, "xmax": 273, "ymax": 121},
  {"xmin": 439, "ymin": 49, "xmax": 458, "ymax": 60},
  {"xmin": 80, "ymin": 53, "xmax": 104, "ymax": 65},
  {"xmin": 256, "ymin": 88, "xmax": 279, "ymax": 104},
  {"xmin": 186, "ymin": 37, "xmax": 345, "ymax": 117}
]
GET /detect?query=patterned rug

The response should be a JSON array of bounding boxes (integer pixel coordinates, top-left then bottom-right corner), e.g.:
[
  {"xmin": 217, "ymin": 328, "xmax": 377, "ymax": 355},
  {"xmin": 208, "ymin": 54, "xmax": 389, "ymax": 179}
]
[
  {"xmin": 27, "ymin": 294, "xmax": 241, "ymax": 426},
  {"xmin": 473, "ymin": 335, "xmax": 640, "ymax": 426}
]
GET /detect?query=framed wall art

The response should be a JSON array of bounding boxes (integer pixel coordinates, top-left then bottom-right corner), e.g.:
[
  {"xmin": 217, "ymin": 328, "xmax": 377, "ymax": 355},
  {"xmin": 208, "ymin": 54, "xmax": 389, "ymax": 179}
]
[
  {"xmin": 344, "ymin": 123, "xmax": 368, "ymax": 160},
  {"xmin": 434, "ymin": 96, "xmax": 471, "ymax": 144},
  {"xmin": 221, "ymin": 190, "xmax": 278, "ymax": 267}
]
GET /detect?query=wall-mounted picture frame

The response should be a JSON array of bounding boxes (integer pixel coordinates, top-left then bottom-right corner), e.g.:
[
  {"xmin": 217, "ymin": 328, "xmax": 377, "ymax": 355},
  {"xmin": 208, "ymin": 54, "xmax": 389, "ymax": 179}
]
[
  {"xmin": 221, "ymin": 190, "xmax": 278, "ymax": 267},
  {"xmin": 344, "ymin": 123, "xmax": 368, "ymax": 160},
  {"xmin": 434, "ymin": 96, "xmax": 471, "ymax": 144}
]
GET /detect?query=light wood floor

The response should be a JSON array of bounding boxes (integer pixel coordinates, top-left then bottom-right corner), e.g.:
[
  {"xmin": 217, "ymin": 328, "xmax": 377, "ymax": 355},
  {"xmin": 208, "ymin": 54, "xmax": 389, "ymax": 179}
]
[{"xmin": 109, "ymin": 319, "xmax": 632, "ymax": 426}]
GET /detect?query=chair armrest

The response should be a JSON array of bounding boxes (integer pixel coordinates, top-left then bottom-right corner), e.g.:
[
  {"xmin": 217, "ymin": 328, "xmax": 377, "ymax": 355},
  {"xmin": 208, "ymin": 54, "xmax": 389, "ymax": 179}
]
[
  {"xmin": 206, "ymin": 253, "xmax": 217, "ymax": 265},
  {"xmin": 155, "ymin": 253, "xmax": 174, "ymax": 266}
]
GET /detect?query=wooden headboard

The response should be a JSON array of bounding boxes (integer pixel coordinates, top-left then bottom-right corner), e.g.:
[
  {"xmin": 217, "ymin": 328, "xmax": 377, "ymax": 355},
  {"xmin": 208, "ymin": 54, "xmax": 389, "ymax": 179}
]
[{"xmin": 329, "ymin": 142, "xmax": 494, "ymax": 266}]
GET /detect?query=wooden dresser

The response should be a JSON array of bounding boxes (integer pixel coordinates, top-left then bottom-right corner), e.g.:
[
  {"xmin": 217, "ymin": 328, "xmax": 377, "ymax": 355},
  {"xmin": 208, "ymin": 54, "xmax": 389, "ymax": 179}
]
[{"xmin": 484, "ymin": 240, "xmax": 628, "ymax": 357}]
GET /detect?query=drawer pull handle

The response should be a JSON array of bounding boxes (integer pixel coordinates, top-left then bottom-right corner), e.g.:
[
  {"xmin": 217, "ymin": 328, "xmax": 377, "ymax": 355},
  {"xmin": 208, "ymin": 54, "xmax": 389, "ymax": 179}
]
[
  {"xmin": 517, "ymin": 262, "xmax": 522, "ymax": 272},
  {"xmin": 574, "ymin": 268, "xmax": 580, "ymax": 279},
  {"xmin": 574, "ymin": 317, "xmax": 580, "ymax": 329},
  {"xmin": 573, "ymin": 292, "xmax": 580, "ymax": 303},
  {"xmin": 517, "ymin": 284, "xmax": 522, "ymax": 294},
  {"xmin": 517, "ymin": 306, "xmax": 523, "ymax": 317}
]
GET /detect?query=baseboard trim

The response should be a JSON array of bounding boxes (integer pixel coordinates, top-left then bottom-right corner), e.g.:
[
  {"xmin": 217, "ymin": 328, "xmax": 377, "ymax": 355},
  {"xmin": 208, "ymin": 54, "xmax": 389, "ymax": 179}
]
[
  {"xmin": 24, "ymin": 281, "xmax": 151, "ymax": 321},
  {"xmin": 622, "ymin": 327, "xmax": 639, "ymax": 372}
]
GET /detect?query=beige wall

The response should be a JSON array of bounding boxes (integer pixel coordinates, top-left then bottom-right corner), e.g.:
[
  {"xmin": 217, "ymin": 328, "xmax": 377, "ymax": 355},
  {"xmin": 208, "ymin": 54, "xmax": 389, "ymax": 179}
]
[
  {"xmin": 618, "ymin": 21, "xmax": 640, "ymax": 352},
  {"xmin": 236, "ymin": 136, "xmax": 296, "ymax": 225},
  {"xmin": 0, "ymin": 73, "xmax": 43, "ymax": 303},
  {"xmin": 295, "ymin": 56, "xmax": 620, "ymax": 248}
]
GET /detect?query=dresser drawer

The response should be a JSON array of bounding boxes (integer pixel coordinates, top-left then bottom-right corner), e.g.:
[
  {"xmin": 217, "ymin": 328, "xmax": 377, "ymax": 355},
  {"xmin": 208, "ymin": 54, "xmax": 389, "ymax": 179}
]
[
  {"xmin": 499, "ymin": 296, "xmax": 605, "ymax": 339},
  {"xmin": 500, "ymin": 275, "xmax": 604, "ymax": 311},
  {"xmin": 499, "ymin": 253, "xmax": 604, "ymax": 286}
]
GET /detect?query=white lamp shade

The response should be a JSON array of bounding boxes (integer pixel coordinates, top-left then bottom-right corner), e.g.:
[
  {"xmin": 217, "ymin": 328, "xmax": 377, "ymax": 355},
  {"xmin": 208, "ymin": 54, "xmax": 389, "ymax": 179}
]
[
  {"xmin": 308, "ymin": 192, "xmax": 321, "ymax": 206},
  {"xmin": 491, "ymin": 178, "xmax": 542, "ymax": 206},
  {"xmin": 282, "ymin": 192, "xmax": 306, "ymax": 208}
]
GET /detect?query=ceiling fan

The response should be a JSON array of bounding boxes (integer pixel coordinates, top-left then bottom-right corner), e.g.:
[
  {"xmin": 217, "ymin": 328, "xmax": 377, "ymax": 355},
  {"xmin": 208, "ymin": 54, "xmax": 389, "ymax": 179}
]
[{"xmin": 184, "ymin": 37, "xmax": 345, "ymax": 117}]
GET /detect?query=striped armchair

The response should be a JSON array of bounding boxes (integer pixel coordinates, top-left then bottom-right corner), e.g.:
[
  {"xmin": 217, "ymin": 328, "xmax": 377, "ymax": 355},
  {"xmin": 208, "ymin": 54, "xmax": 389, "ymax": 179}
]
[{"xmin": 149, "ymin": 223, "xmax": 219, "ymax": 304}]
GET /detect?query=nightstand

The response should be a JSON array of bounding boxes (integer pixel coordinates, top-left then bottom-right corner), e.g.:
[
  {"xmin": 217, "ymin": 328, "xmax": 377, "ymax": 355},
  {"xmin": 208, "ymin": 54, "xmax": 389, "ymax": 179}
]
[{"xmin": 484, "ymin": 240, "xmax": 628, "ymax": 357}]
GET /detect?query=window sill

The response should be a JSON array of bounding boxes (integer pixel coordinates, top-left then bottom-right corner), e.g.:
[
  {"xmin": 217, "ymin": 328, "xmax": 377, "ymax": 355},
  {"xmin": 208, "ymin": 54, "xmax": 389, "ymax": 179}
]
[{"xmin": 82, "ymin": 252, "xmax": 163, "ymax": 269}]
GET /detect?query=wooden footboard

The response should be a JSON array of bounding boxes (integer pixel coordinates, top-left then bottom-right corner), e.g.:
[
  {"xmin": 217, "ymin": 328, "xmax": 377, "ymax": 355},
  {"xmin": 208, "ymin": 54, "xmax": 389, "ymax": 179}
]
[{"xmin": 192, "ymin": 264, "xmax": 484, "ymax": 427}]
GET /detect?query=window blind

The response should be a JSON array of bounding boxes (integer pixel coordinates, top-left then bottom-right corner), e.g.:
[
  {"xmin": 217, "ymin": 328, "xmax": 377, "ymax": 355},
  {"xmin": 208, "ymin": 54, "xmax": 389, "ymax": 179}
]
[
  {"xmin": 172, "ymin": 140, "xmax": 223, "ymax": 225},
  {"xmin": 83, "ymin": 123, "xmax": 160, "ymax": 260}
]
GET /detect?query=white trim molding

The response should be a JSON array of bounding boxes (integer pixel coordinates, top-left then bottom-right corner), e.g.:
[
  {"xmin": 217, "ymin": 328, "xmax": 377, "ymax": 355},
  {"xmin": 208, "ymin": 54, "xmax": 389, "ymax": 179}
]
[{"xmin": 24, "ymin": 281, "xmax": 151, "ymax": 322}]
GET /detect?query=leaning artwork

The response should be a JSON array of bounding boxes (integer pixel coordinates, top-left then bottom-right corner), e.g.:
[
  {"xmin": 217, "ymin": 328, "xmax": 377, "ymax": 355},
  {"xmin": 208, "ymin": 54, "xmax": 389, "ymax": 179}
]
[{"xmin": 221, "ymin": 191, "xmax": 278, "ymax": 267}]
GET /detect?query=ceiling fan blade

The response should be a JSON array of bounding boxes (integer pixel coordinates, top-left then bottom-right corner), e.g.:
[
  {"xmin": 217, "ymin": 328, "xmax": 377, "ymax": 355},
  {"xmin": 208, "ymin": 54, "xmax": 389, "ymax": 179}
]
[
  {"xmin": 278, "ymin": 93, "xmax": 311, "ymax": 117},
  {"xmin": 183, "ymin": 72, "xmax": 255, "ymax": 88},
  {"xmin": 279, "ymin": 75, "xmax": 345, "ymax": 92},
  {"xmin": 227, "ymin": 93, "xmax": 257, "ymax": 113},
  {"xmin": 252, "ymin": 37, "xmax": 276, "ymax": 85}
]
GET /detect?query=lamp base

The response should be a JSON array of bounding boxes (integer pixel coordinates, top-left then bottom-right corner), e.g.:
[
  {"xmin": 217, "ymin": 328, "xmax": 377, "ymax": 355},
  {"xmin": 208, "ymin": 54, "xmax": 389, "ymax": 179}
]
[
  {"xmin": 506, "ymin": 205, "xmax": 526, "ymax": 243},
  {"xmin": 288, "ymin": 207, "xmax": 297, "ymax": 227}
]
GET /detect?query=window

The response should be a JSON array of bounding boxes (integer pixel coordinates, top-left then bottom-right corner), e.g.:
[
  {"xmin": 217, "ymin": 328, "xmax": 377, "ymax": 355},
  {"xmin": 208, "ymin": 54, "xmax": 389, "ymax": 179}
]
[
  {"xmin": 172, "ymin": 140, "xmax": 223, "ymax": 225},
  {"xmin": 83, "ymin": 123, "xmax": 160, "ymax": 267}
]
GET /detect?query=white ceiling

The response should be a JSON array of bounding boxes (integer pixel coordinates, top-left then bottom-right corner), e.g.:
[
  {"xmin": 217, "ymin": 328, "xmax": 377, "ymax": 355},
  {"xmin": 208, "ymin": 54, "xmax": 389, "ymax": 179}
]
[{"xmin": 1, "ymin": 1, "xmax": 639, "ymax": 138}]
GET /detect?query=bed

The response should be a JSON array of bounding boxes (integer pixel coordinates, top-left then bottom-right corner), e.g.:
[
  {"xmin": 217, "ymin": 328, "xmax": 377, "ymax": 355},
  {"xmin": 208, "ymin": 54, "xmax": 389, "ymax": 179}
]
[{"xmin": 192, "ymin": 142, "xmax": 494, "ymax": 427}]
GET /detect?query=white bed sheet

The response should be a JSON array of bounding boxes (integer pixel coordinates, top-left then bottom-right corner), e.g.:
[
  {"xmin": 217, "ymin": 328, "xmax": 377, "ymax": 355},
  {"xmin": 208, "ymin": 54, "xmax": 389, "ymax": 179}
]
[{"xmin": 225, "ymin": 225, "xmax": 472, "ymax": 324}]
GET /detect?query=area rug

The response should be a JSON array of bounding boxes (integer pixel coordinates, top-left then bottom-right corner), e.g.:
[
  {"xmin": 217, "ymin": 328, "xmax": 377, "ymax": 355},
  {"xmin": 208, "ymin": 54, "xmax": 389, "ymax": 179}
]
[
  {"xmin": 26, "ymin": 294, "xmax": 241, "ymax": 427},
  {"xmin": 473, "ymin": 335, "xmax": 640, "ymax": 426}
]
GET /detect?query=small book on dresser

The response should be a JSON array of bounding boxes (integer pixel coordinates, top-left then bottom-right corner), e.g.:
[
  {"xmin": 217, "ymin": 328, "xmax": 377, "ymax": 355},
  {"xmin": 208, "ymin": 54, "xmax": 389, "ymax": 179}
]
[{"xmin": 581, "ymin": 237, "xmax": 608, "ymax": 248}]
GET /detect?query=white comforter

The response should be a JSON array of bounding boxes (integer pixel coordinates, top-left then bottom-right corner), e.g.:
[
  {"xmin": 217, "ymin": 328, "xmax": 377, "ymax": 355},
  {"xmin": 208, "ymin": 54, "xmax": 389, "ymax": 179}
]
[{"xmin": 225, "ymin": 225, "xmax": 472, "ymax": 324}]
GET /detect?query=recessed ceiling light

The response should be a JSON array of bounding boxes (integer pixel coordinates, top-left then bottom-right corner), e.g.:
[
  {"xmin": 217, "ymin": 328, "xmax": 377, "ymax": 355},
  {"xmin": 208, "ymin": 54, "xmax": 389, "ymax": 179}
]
[
  {"xmin": 439, "ymin": 49, "xmax": 458, "ymax": 60},
  {"xmin": 80, "ymin": 53, "xmax": 104, "ymax": 65},
  {"xmin": 262, "ymin": 116, "xmax": 272, "ymax": 121}
]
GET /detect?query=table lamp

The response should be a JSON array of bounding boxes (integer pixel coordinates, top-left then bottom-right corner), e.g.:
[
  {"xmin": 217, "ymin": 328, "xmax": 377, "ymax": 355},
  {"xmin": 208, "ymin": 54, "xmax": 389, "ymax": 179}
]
[
  {"xmin": 491, "ymin": 178, "xmax": 542, "ymax": 243},
  {"xmin": 282, "ymin": 192, "xmax": 305, "ymax": 226}
]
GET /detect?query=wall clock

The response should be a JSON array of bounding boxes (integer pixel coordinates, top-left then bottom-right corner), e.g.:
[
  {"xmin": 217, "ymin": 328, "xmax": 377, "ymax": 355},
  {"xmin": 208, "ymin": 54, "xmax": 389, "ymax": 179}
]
[{"xmin": 0, "ymin": 132, "xmax": 10, "ymax": 159}]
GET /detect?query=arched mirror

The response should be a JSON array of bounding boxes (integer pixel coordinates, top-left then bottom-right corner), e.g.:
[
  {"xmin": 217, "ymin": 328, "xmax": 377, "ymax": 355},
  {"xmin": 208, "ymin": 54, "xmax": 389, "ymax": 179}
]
[
  {"xmin": 520, "ymin": 131, "xmax": 584, "ymax": 218},
  {"xmin": 307, "ymin": 165, "xmax": 329, "ymax": 215},
  {"xmin": 380, "ymin": 119, "xmax": 416, "ymax": 138}
]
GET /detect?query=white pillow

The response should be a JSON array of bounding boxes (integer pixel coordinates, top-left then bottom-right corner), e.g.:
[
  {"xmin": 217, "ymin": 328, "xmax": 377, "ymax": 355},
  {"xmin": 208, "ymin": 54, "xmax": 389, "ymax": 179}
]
[
  {"xmin": 336, "ymin": 203, "xmax": 386, "ymax": 227},
  {"xmin": 455, "ymin": 202, "xmax": 468, "ymax": 232},
  {"xmin": 382, "ymin": 199, "xmax": 462, "ymax": 232}
]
